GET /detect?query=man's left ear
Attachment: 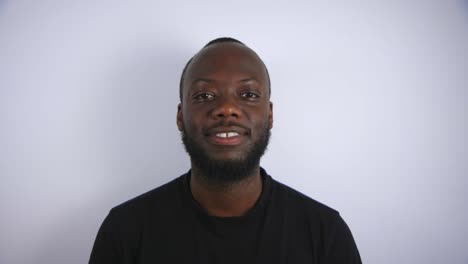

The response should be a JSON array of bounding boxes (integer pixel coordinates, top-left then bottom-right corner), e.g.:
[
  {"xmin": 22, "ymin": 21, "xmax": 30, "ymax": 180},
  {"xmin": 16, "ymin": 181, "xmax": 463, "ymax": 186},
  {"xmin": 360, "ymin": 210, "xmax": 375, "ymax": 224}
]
[{"xmin": 269, "ymin": 101, "xmax": 273, "ymax": 129}]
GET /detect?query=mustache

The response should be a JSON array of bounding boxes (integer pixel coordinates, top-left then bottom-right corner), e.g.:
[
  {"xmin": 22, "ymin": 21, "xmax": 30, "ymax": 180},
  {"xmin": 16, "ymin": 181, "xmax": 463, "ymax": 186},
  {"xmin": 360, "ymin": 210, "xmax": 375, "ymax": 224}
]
[{"xmin": 203, "ymin": 121, "xmax": 251, "ymax": 134}]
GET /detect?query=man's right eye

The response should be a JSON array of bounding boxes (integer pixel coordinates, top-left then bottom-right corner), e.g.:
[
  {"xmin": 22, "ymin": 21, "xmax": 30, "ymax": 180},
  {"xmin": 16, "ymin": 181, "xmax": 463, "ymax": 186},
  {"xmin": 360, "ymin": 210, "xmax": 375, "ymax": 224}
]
[{"xmin": 193, "ymin": 92, "xmax": 215, "ymax": 101}]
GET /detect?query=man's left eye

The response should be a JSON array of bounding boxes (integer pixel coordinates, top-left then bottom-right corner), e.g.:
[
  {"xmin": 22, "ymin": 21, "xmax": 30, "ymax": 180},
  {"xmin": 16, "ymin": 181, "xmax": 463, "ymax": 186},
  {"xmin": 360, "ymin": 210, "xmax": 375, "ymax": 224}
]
[{"xmin": 241, "ymin": 92, "xmax": 259, "ymax": 98}]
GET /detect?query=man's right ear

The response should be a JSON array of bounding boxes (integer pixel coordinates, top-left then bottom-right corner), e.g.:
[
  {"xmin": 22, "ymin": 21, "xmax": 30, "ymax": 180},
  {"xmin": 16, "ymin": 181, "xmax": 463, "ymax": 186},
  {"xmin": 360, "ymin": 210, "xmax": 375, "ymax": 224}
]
[{"xmin": 177, "ymin": 103, "xmax": 183, "ymax": 131}]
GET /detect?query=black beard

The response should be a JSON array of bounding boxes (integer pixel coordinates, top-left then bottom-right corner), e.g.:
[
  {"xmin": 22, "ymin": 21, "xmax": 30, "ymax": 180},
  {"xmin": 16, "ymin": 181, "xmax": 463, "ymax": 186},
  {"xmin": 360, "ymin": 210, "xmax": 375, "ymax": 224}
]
[{"xmin": 181, "ymin": 123, "xmax": 271, "ymax": 186}]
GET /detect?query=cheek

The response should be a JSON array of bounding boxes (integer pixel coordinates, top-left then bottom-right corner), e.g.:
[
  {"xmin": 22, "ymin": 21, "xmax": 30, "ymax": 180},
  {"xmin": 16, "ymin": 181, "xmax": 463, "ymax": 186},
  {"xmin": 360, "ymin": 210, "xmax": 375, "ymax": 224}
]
[
  {"xmin": 255, "ymin": 105, "xmax": 271, "ymax": 121},
  {"xmin": 182, "ymin": 111, "xmax": 203, "ymax": 134},
  {"xmin": 251, "ymin": 110, "xmax": 270, "ymax": 132}
]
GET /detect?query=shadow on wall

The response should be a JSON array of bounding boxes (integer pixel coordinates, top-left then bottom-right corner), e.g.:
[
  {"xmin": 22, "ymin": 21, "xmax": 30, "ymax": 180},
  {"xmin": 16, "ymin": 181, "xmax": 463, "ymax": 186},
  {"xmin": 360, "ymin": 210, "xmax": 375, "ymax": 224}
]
[
  {"xmin": 92, "ymin": 37, "xmax": 191, "ymax": 192},
  {"xmin": 30, "ymin": 198, "xmax": 111, "ymax": 264},
  {"xmin": 31, "ymin": 38, "xmax": 191, "ymax": 264},
  {"xmin": 463, "ymin": 0, "xmax": 468, "ymax": 18},
  {"xmin": 0, "ymin": 0, "xmax": 8, "ymax": 17}
]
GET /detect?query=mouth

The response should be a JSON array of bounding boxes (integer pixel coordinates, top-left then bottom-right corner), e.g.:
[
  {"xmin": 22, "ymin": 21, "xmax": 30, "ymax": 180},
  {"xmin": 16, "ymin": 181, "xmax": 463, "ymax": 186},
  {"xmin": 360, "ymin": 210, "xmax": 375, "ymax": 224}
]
[
  {"xmin": 215, "ymin": 132, "xmax": 240, "ymax": 138},
  {"xmin": 206, "ymin": 129, "xmax": 247, "ymax": 146}
]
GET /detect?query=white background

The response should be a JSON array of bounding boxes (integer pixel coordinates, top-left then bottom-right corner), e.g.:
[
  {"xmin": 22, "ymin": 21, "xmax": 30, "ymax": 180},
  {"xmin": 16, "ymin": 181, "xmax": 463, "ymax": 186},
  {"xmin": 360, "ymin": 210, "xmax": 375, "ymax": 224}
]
[{"xmin": 1, "ymin": 0, "xmax": 467, "ymax": 263}]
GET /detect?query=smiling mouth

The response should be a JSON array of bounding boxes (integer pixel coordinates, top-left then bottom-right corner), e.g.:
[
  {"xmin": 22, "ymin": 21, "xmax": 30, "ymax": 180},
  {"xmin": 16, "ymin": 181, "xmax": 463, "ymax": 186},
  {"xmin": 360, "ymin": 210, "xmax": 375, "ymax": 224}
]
[
  {"xmin": 209, "ymin": 131, "xmax": 244, "ymax": 146},
  {"xmin": 215, "ymin": 132, "xmax": 239, "ymax": 138}
]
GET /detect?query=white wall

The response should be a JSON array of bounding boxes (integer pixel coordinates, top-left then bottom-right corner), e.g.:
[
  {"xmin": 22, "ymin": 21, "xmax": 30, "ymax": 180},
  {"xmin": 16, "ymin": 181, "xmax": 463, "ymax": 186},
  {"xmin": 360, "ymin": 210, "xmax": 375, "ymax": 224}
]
[{"xmin": 1, "ymin": 1, "xmax": 467, "ymax": 263}]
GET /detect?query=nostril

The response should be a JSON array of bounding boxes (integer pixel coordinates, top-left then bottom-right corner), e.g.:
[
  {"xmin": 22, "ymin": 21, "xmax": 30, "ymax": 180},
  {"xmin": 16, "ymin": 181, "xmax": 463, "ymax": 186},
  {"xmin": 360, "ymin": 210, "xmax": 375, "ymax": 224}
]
[{"xmin": 212, "ymin": 106, "xmax": 240, "ymax": 119}]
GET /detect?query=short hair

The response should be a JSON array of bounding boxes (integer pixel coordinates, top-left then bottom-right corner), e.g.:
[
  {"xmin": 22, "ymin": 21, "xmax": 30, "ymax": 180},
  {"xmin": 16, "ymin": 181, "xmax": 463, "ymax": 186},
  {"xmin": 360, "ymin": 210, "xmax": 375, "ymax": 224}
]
[{"xmin": 179, "ymin": 37, "xmax": 271, "ymax": 101}]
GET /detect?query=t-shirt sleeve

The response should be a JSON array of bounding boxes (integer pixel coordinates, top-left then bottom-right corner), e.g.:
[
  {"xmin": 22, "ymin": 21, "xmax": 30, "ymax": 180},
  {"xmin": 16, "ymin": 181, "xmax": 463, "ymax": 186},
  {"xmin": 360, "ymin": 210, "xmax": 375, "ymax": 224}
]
[
  {"xmin": 323, "ymin": 213, "xmax": 362, "ymax": 264},
  {"xmin": 89, "ymin": 209, "xmax": 124, "ymax": 264}
]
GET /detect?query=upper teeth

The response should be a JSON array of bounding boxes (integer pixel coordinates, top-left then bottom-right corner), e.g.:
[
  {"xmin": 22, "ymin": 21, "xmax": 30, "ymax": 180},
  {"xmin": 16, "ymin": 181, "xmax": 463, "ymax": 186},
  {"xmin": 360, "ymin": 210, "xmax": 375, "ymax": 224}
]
[{"xmin": 216, "ymin": 132, "xmax": 239, "ymax": 138}]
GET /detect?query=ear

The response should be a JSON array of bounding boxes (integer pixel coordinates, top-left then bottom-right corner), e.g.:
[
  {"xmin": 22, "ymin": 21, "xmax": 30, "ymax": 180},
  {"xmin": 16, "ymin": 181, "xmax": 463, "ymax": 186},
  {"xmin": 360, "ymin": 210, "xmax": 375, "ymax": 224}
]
[
  {"xmin": 268, "ymin": 101, "xmax": 273, "ymax": 129},
  {"xmin": 177, "ymin": 103, "xmax": 184, "ymax": 131}
]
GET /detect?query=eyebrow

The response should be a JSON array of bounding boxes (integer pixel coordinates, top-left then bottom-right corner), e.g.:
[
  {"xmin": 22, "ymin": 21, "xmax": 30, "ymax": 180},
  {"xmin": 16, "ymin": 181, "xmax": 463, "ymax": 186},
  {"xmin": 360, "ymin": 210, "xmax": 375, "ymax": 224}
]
[
  {"xmin": 190, "ymin": 78, "xmax": 215, "ymax": 88},
  {"xmin": 191, "ymin": 77, "xmax": 260, "ymax": 86},
  {"xmin": 238, "ymin": 78, "xmax": 260, "ymax": 84}
]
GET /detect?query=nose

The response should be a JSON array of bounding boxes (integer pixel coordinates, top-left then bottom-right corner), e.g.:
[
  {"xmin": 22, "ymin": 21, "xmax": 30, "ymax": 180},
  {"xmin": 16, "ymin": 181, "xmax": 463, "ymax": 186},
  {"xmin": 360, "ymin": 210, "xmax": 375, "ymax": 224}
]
[{"xmin": 211, "ymin": 95, "xmax": 241, "ymax": 120}]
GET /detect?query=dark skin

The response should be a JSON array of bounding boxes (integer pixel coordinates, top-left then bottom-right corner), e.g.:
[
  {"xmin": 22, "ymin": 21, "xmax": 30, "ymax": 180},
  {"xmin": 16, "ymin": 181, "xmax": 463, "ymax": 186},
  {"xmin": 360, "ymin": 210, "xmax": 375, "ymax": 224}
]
[{"xmin": 177, "ymin": 42, "xmax": 273, "ymax": 217}]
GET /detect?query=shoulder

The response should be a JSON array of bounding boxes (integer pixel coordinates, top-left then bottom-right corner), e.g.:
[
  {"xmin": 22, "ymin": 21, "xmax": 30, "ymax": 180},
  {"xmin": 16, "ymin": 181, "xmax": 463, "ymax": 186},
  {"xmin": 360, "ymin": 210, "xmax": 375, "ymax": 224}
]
[
  {"xmin": 107, "ymin": 174, "xmax": 186, "ymax": 225},
  {"xmin": 269, "ymin": 177, "xmax": 361, "ymax": 262},
  {"xmin": 271, "ymin": 177, "xmax": 339, "ymax": 220},
  {"xmin": 89, "ymin": 175, "xmax": 187, "ymax": 263},
  {"xmin": 269, "ymin": 177, "xmax": 353, "ymax": 239}
]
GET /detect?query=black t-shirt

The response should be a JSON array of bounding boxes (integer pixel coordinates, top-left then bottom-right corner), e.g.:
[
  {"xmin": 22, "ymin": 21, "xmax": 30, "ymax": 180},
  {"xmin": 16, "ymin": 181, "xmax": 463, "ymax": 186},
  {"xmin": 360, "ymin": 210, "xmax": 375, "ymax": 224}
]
[{"xmin": 89, "ymin": 168, "xmax": 362, "ymax": 264}]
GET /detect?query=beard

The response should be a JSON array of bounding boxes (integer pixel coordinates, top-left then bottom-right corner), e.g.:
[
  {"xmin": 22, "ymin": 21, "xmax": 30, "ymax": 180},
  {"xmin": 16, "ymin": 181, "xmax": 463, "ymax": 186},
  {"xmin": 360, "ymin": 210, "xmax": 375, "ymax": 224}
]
[{"xmin": 181, "ymin": 121, "xmax": 271, "ymax": 186}]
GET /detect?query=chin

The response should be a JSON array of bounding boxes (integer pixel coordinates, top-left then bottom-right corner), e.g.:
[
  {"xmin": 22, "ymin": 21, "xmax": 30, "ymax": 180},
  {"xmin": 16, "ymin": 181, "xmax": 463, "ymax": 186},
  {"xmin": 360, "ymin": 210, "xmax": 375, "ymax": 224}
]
[{"xmin": 181, "ymin": 127, "xmax": 270, "ymax": 184}]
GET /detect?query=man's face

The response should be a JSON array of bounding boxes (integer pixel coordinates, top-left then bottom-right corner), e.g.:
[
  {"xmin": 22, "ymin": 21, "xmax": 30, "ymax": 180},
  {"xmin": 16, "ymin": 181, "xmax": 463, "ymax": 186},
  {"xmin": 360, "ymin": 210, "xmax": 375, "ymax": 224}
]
[{"xmin": 177, "ymin": 42, "xmax": 273, "ymax": 183}]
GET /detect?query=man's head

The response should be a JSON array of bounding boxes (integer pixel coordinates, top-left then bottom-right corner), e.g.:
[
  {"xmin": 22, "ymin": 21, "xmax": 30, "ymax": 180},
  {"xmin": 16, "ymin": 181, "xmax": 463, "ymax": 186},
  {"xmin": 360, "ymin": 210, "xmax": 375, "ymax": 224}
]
[
  {"xmin": 179, "ymin": 38, "xmax": 271, "ymax": 101},
  {"xmin": 177, "ymin": 37, "xmax": 273, "ymax": 185}
]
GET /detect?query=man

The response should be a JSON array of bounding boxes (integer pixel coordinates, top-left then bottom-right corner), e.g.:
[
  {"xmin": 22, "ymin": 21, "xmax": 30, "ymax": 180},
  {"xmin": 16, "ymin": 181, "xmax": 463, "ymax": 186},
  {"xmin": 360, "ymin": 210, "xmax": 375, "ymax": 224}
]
[{"xmin": 89, "ymin": 38, "xmax": 362, "ymax": 264}]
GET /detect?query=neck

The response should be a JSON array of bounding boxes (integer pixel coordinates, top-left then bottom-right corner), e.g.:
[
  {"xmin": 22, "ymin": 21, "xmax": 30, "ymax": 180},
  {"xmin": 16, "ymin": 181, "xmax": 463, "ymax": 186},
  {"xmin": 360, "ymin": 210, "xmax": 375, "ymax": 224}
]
[{"xmin": 189, "ymin": 165, "xmax": 263, "ymax": 217}]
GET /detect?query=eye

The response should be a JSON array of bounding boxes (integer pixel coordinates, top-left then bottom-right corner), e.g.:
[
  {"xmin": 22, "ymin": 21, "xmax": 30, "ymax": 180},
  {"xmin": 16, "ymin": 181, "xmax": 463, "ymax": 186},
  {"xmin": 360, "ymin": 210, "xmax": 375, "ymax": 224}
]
[
  {"xmin": 193, "ymin": 92, "xmax": 215, "ymax": 102},
  {"xmin": 241, "ymin": 91, "xmax": 260, "ymax": 99}
]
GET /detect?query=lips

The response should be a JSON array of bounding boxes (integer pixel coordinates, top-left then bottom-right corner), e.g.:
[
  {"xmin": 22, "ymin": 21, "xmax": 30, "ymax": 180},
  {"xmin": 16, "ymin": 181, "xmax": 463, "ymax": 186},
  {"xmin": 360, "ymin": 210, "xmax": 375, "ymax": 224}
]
[
  {"xmin": 215, "ymin": 132, "xmax": 239, "ymax": 138},
  {"xmin": 205, "ymin": 126, "xmax": 249, "ymax": 146}
]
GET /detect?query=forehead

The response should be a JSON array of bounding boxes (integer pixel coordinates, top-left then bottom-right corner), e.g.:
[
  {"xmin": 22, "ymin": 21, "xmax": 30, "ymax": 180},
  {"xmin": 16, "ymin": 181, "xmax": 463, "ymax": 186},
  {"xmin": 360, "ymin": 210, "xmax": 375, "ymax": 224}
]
[{"xmin": 184, "ymin": 43, "xmax": 268, "ymax": 87}]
